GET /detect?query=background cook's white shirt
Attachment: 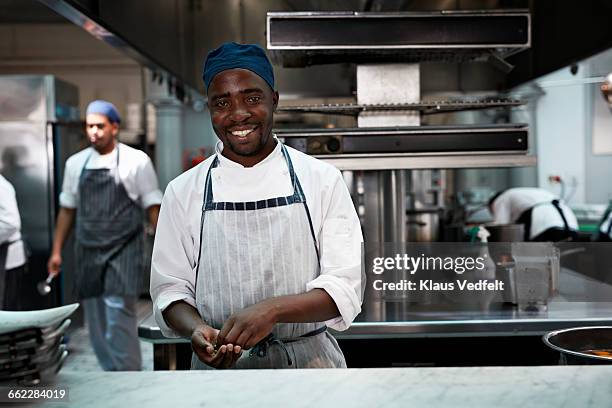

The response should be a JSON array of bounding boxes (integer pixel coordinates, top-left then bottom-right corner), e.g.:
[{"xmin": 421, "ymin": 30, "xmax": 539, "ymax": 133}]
[
  {"xmin": 0, "ymin": 174, "xmax": 26, "ymax": 270},
  {"xmin": 151, "ymin": 141, "xmax": 364, "ymax": 338},
  {"xmin": 60, "ymin": 143, "xmax": 162, "ymax": 209},
  {"xmin": 491, "ymin": 187, "xmax": 578, "ymax": 239}
]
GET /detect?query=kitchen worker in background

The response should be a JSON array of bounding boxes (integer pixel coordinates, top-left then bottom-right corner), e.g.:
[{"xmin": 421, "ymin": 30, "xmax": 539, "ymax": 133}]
[
  {"xmin": 48, "ymin": 100, "xmax": 162, "ymax": 371},
  {"xmin": 488, "ymin": 187, "xmax": 578, "ymax": 242},
  {"xmin": 150, "ymin": 42, "xmax": 364, "ymax": 369},
  {"xmin": 0, "ymin": 174, "xmax": 27, "ymax": 310}
]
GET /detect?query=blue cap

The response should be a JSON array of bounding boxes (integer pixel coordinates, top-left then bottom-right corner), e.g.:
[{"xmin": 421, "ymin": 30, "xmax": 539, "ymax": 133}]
[
  {"xmin": 203, "ymin": 42, "xmax": 274, "ymax": 91},
  {"xmin": 86, "ymin": 100, "xmax": 121, "ymax": 124}
]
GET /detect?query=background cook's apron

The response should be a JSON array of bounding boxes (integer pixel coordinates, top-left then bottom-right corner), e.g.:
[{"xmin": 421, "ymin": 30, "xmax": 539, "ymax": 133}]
[
  {"xmin": 192, "ymin": 144, "xmax": 346, "ymax": 369},
  {"xmin": 74, "ymin": 147, "xmax": 145, "ymax": 299}
]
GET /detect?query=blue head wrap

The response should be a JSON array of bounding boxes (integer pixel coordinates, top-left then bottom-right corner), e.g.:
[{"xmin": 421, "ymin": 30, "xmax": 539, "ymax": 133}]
[
  {"xmin": 86, "ymin": 100, "xmax": 121, "ymax": 124},
  {"xmin": 203, "ymin": 42, "xmax": 274, "ymax": 91}
]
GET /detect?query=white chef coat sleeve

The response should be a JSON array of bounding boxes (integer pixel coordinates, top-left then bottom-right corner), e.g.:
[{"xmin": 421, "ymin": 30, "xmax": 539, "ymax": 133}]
[
  {"xmin": 0, "ymin": 179, "xmax": 20, "ymax": 243},
  {"xmin": 306, "ymin": 169, "xmax": 364, "ymax": 331},
  {"xmin": 135, "ymin": 156, "xmax": 163, "ymax": 209},
  {"xmin": 150, "ymin": 183, "xmax": 197, "ymax": 338},
  {"xmin": 59, "ymin": 159, "xmax": 78, "ymax": 209},
  {"xmin": 492, "ymin": 196, "xmax": 512, "ymax": 225}
]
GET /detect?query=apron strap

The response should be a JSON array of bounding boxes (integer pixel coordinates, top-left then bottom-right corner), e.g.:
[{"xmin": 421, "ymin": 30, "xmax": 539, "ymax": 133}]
[
  {"xmin": 280, "ymin": 145, "xmax": 320, "ymax": 263},
  {"xmin": 78, "ymin": 151, "xmax": 93, "ymax": 186},
  {"xmin": 551, "ymin": 199, "xmax": 570, "ymax": 232},
  {"xmin": 195, "ymin": 155, "xmax": 219, "ymax": 283},
  {"xmin": 203, "ymin": 156, "xmax": 219, "ymax": 211},
  {"xmin": 249, "ymin": 325, "xmax": 328, "ymax": 367}
]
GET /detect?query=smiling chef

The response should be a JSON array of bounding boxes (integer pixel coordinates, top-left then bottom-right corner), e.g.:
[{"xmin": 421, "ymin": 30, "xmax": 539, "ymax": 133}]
[{"xmin": 150, "ymin": 42, "xmax": 364, "ymax": 369}]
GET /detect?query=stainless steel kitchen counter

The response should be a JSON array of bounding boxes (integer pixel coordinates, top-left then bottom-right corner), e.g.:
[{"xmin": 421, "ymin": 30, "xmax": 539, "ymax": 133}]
[
  {"xmin": 140, "ymin": 265, "xmax": 612, "ymax": 342},
  {"xmin": 43, "ymin": 366, "xmax": 612, "ymax": 407},
  {"xmin": 139, "ymin": 301, "xmax": 612, "ymax": 343},
  {"xmin": 139, "ymin": 267, "xmax": 612, "ymax": 368}
]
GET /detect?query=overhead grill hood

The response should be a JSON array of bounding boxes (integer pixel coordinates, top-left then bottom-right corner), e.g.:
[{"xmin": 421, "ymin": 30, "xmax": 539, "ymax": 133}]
[
  {"xmin": 267, "ymin": 10, "xmax": 530, "ymax": 67},
  {"xmin": 268, "ymin": 10, "xmax": 534, "ymax": 170}
]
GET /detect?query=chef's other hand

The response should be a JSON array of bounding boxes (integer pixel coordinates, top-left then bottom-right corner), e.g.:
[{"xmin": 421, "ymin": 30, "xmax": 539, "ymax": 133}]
[
  {"xmin": 217, "ymin": 302, "xmax": 277, "ymax": 350},
  {"xmin": 191, "ymin": 324, "xmax": 242, "ymax": 369},
  {"xmin": 47, "ymin": 253, "xmax": 62, "ymax": 277}
]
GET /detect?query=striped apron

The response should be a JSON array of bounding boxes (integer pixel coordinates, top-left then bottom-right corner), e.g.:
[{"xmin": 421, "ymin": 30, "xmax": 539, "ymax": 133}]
[
  {"xmin": 191, "ymin": 144, "xmax": 346, "ymax": 369},
  {"xmin": 74, "ymin": 146, "xmax": 145, "ymax": 299}
]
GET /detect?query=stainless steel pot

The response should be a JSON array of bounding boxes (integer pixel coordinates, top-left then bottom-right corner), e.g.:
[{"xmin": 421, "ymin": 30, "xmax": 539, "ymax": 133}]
[
  {"xmin": 406, "ymin": 208, "xmax": 442, "ymax": 242},
  {"xmin": 543, "ymin": 326, "xmax": 612, "ymax": 365},
  {"xmin": 486, "ymin": 224, "xmax": 524, "ymax": 242}
]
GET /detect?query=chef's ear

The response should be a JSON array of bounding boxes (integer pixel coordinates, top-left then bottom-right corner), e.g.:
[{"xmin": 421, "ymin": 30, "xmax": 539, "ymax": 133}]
[
  {"xmin": 272, "ymin": 91, "xmax": 279, "ymax": 110},
  {"xmin": 110, "ymin": 121, "xmax": 120, "ymax": 137}
]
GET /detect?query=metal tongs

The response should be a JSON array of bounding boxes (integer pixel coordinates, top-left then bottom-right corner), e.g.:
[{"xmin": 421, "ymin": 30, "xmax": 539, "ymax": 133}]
[{"xmin": 37, "ymin": 274, "xmax": 55, "ymax": 296}]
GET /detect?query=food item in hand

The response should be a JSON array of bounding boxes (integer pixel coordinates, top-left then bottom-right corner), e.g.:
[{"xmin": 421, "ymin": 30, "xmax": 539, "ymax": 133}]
[{"xmin": 210, "ymin": 343, "xmax": 219, "ymax": 357}]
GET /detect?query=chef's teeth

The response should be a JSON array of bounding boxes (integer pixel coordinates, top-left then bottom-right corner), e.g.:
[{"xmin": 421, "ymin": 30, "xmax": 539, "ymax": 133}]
[{"xmin": 231, "ymin": 129, "xmax": 254, "ymax": 137}]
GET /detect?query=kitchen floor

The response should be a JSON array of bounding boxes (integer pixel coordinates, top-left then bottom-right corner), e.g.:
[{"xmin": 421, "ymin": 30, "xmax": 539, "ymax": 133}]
[{"xmin": 61, "ymin": 299, "xmax": 154, "ymax": 372}]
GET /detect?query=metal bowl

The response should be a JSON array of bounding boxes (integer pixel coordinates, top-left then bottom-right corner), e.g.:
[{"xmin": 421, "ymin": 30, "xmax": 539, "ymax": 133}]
[
  {"xmin": 543, "ymin": 326, "xmax": 612, "ymax": 365},
  {"xmin": 486, "ymin": 224, "xmax": 525, "ymax": 242}
]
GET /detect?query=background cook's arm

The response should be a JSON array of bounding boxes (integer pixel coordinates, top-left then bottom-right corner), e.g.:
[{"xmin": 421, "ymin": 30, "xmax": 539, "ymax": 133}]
[
  {"xmin": 48, "ymin": 160, "xmax": 78, "ymax": 276},
  {"xmin": 137, "ymin": 155, "xmax": 163, "ymax": 231},
  {"xmin": 47, "ymin": 207, "xmax": 76, "ymax": 276},
  {"xmin": 146, "ymin": 205, "xmax": 160, "ymax": 230}
]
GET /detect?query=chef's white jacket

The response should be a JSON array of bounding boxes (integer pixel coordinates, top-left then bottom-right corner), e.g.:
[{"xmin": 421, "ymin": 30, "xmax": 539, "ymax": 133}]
[
  {"xmin": 60, "ymin": 143, "xmax": 162, "ymax": 210},
  {"xmin": 491, "ymin": 187, "xmax": 578, "ymax": 239},
  {"xmin": 150, "ymin": 141, "xmax": 364, "ymax": 338},
  {"xmin": 0, "ymin": 175, "xmax": 26, "ymax": 270}
]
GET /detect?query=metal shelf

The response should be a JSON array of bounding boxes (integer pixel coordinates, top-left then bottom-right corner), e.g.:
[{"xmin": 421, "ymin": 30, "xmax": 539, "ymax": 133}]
[
  {"xmin": 317, "ymin": 153, "xmax": 536, "ymax": 170},
  {"xmin": 277, "ymin": 99, "xmax": 525, "ymax": 116}
]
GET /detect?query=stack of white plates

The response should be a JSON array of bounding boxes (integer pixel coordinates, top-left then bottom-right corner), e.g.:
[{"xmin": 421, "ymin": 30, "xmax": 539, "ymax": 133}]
[{"xmin": 0, "ymin": 304, "xmax": 79, "ymax": 385}]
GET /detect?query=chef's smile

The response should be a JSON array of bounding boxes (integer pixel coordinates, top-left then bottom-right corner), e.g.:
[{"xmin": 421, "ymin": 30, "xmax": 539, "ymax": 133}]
[{"xmin": 228, "ymin": 125, "xmax": 258, "ymax": 141}]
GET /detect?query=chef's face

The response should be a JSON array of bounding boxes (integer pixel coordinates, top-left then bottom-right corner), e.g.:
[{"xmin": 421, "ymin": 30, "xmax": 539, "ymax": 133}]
[
  {"xmin": 208, "ymin": 68, "xmax": 278, "ymax": 166},
  {"xmin": 85, "ymin": 113, "xmax": 118, "ymax": 154}
]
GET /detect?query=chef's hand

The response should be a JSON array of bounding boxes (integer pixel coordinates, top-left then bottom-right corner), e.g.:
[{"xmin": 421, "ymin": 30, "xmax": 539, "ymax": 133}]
[
  {"xmin": 217, "ymin": 302, "xmax": 277, "ymax": 350},
  {"xmin": 47, "ymin": 253, "xmax": 62, "ymax": 277},
  {"xmin": 191, "ymin": 324, "xmax": 242, "ymax": 369}
]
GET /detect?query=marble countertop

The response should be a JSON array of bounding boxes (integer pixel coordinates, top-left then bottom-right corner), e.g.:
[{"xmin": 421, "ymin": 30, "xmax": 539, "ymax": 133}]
[{"xmin": 42, "ymin": 365, "xmax": 612, "ymax": 408}]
